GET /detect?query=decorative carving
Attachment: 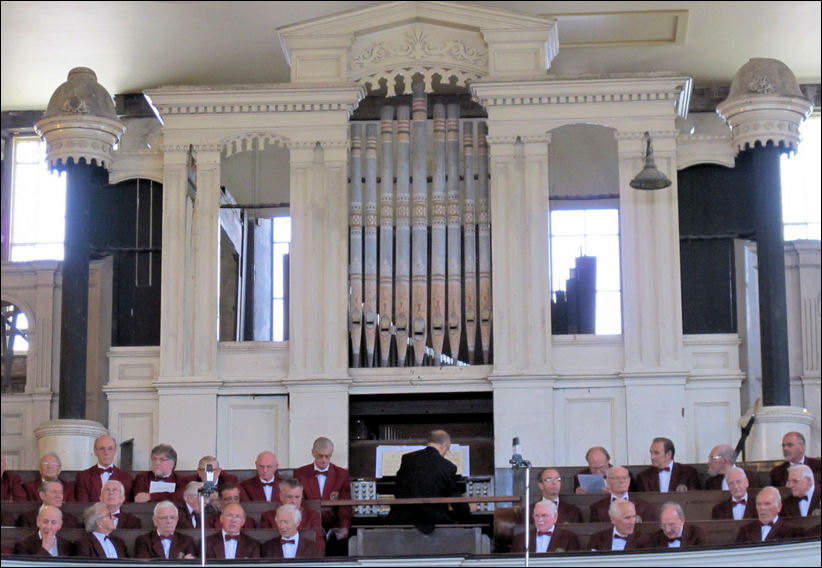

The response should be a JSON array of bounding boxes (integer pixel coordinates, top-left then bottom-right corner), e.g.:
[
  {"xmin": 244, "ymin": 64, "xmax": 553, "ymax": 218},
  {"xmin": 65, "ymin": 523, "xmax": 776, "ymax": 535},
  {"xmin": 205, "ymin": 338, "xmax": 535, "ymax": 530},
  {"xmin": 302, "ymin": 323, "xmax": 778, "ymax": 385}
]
[
  {"xmin": 223, "ymin": 133, "xmax": 288, "ymax": 157},
  {"xmin": 748, "ymin": 75, "xmax": 776, "ymax": 95},
  {"xmin": 351, "ymin": 25, "xmax": 487, "ymax": 70}
]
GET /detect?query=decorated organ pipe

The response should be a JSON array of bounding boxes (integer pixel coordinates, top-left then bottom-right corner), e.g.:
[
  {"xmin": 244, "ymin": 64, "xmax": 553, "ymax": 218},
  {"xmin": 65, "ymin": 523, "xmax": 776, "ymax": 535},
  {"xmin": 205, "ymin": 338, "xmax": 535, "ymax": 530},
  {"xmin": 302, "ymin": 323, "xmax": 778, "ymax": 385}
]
[
  {"xmin": 394, "ymin": 106, "xmax": 411, "ymax": 366},
  {"xmin": 410, "ymin": 80, "xmax": 429, "ymax": 366},
  {"xmin": 348, "ymin": 124, "xmax": 364, "ymax": 367},
  {"xmin": 348, "ymin": 90, "xmax": 492, "ymax": 367},
  {"xmin": 363, "ymin": 124, "xmax": 379, "ymax": 367},
  {"xmin": 378, "ymin": 106, "xmax": 395, "ymax": 367}
]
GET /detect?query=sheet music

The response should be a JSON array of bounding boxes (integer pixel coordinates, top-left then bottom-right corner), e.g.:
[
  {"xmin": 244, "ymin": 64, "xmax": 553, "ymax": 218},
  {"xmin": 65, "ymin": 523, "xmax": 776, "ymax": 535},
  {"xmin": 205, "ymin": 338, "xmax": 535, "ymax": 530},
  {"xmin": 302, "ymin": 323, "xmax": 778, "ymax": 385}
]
[{"xmin": 375, "ymin": 444, "xmax": 470, "ymax": 477}]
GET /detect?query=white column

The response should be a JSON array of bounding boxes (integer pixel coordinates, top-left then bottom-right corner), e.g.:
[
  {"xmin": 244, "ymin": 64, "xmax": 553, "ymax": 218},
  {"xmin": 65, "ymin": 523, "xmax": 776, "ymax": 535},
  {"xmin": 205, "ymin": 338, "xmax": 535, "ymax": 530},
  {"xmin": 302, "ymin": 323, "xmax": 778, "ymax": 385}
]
[
  {"xmin": 287, "ymin": 142, "xmax": 350, "ymax": 380},
  {"xmin": 158, "ymin": 147, "xmax": 188, "ymax": 378},
  {"xmin": 487, "ymin": 135, "xmax": 553, "ymax": 374},
  {"xmin": 616, "ymin": 130, "xmax": 685, "ymax": 372}
]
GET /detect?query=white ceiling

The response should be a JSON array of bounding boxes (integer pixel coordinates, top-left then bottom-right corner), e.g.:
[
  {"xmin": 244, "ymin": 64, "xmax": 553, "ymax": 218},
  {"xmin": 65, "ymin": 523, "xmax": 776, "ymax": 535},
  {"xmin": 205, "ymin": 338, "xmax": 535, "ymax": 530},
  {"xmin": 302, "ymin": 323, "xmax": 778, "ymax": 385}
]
[{"xmin": 2, "ymin": 1, "xmax": 820, "ymax": 112}]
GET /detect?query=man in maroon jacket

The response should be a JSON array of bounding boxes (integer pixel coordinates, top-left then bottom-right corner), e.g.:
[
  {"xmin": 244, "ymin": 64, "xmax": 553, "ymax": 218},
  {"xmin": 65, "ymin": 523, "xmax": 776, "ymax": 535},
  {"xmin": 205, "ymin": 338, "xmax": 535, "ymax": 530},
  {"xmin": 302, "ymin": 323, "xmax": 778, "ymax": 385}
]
[
  {"xmin": 74, "ymin": 434, "xmax": 133, "ymax": 501},
  {"xmin": 1, "ymin": 452, "xmax": 26, "ymax": 501},
  {"xmin": 23, "ymin": 452, "xmax": 75, "ymax": 501},
  {"xmin": 203, "ymin": 503, "xmax": 261, "ymax": 559},
  {"xmin": 75, "ymin": 502, "xmax": 128, "ymax": 558},
  {"xmin": 589, "ymin": 500, "xmax": 650, "ymax": 551},
  {"xmin": 16, "ymin": 480, "xmax": 79, "ymax": 529},
  {"xmin": 13, "ymin": 505, "xmax": 74, "ymax": 556},
  {"xmin": 262, "ymin": 504, "xmax": 325, "ymax": 559},
  {"xmin": 704, "ymin": 444, "xmax": 761, "ymax": 490},
  {"xmin": 711, "ymin": 466, "xmax": 758, "ymax": 520},
  {"xmin": 783, "ymin": 464, "xmax": 821, "ymax": 517},
  {"xmin": 239, "ymin": 451, "xmax": 280, "ymax": 502},
  {"xmin": 735, "ymin": 486, "xmax": 804, "ymax": 543},
  {"xmin": 534, "ymin": 468, "xmax": 582, "ymax": 523},
  {"xmin": 133, "ymin": 444, "xmax": 181, "ymax": 503},
  {"xmin": 770, "ymin": 432, "xmax": 822, "ymax": 487},
  {"xmin": 133, "ymin": 500, "xmax": 196, "ymax": 559},
  {"xmin": 636, "ymin": 437, "xmax": 700, "ymax": 492},
  {"xmin": 512, "ymin": 500, "xmax": 580, "ymax": 553},
  {"xmin": 294, "ymin": 437, "xmax": 352, "ymax": 554},
  {"xmin": 649, "ymin": 502, "xmax": 706, "ymax": 548},
  {"xmin": 260, "ymin": 478, "xmax": 325, "ymax": 554},
  {"xmin": 589, "ymin": 466, "xmax": 654, "ymax": 523}
]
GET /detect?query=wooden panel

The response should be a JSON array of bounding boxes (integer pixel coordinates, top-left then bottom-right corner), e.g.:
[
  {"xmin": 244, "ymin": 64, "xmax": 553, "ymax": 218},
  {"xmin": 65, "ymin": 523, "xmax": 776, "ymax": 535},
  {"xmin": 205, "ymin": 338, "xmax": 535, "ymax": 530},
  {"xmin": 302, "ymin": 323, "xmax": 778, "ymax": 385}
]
[{"xmin": 217, "ymin": 395, "xmax": 288, "ymax": 470}]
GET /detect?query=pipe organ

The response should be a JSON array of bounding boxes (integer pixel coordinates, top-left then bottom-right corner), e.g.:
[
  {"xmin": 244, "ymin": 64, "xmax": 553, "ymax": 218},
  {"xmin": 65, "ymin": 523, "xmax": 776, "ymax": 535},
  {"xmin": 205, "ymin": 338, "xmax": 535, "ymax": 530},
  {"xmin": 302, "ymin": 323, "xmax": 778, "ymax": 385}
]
[{"xmin": 348, "ymin": 85, "xmax": 492, "ymax": 367}]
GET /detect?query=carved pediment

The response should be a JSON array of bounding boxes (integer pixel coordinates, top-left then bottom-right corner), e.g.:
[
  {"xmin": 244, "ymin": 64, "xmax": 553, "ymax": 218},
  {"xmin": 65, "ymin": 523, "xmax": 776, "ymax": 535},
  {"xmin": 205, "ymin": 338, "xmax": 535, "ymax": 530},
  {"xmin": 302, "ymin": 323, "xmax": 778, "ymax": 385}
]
[{"xmin": 277, "ymin": 1, "xmax": 558, "ymax": 94}]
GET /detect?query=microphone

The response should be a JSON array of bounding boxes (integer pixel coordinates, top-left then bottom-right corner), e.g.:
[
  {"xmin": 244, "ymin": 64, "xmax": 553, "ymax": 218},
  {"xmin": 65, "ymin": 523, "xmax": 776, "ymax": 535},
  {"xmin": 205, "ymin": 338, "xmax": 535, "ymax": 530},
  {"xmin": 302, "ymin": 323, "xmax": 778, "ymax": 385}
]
[
  {"xmin": 510, "ymin": 437, "xmax": 531, "ymax": 468},
  {"xmin": 201, "ymin": 464, "xmax": 217, "ymax": 494}
]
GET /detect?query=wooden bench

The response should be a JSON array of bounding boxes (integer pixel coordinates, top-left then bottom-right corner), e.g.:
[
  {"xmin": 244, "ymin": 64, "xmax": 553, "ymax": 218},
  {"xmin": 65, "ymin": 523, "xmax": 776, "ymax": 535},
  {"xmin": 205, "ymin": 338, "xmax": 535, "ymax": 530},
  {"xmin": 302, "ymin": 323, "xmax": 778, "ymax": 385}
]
[{"xmin": 349, "ymin": 525, "xmax": 490, "ymax": 556}]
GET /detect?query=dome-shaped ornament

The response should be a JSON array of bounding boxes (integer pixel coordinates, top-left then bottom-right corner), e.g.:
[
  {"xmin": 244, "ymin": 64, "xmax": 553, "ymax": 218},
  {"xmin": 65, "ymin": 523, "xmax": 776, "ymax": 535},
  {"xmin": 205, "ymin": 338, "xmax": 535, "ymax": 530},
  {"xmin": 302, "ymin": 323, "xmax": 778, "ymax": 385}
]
[{"xmin": 35, "ymin": 67, "xmax": 125, "ymax": 172}]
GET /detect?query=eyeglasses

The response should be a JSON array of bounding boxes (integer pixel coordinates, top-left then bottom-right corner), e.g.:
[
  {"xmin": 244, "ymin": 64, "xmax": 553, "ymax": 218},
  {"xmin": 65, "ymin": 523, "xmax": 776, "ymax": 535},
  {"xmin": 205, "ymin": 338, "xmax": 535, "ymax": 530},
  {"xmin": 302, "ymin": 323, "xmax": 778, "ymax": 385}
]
[
  {"xmin": 540, "ymin": 477, "xmax": 561, "ymax": 482},
  {"xmin": 40, "ymin": 462, "xmax": 60, "ymax": 467},
  {"xmin": 156, "ymin": 516, "xmax": 178, "ymax": 522}
]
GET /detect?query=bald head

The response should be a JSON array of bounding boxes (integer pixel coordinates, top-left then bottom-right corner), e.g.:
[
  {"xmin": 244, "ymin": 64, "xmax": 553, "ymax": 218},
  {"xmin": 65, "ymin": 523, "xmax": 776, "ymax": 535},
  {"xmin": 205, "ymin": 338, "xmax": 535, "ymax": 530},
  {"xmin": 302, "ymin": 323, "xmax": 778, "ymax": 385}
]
[{"xmin": 255, "ymin": 451, "xmax": 278, "ymax": 481}]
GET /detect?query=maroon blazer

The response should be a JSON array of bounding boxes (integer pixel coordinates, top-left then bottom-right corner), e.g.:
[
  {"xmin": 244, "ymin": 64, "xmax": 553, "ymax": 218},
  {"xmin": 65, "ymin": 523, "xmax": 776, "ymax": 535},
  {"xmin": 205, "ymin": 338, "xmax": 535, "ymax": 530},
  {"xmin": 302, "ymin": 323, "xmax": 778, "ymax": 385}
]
[
  {"xmin": 589, "ymin": 496, "xmax": 655, "ymax": 523},
  {"xmin": 703, "ymin": 468, "xmax": 761, "ymax": 490},
  {"xmin": 294, "ymin": 462, "xmax": 352, "ymax": 529},
  {"xmin": 589, "ymin": 528, "xmax": 650, "ymax": 551},
  {"xmin": 648, "ymin": 523, "xmax": 707, "ymax": 548},
  {"xmin": 75, "ymin": 531, "xmax": 129, "ymax": 558},
  {"xmin": 735, "ymin": 517, "xmax": 805, "ymax": 543},
  {"xmin": 573, "ymin": 467, "xmax": 638, "ymax": 493},
  {"xmin": 636, "ymin": 463, "xmax": 700, "ymax": 492},
  {"xmin": 74, "ymin": 465, "xmax": 134, "ymax": 502},
  {"xmin": 711, "ymin": 496, "xmax": 758, "ymax": 520},
  {"xmin": 23, "ymin": 475, "xmax": 76, "ymax": 502},
  {"xmin": 133, "ymin": 471, "xmax": 181, "ymax": 503},
  {"xmin": 770, "ymin": 457, "xmax": 822, "ymax": 487},
  {"xmin": 1, "ymin": 470, "xmax": 27, "ymax": 501},
  {"xmin": 16, "ymin": 507, "xmax": 80, "ymax": 529},
  {"xmin": 261, "ymin": 506, "xmax": 325, "ymax": 553},
  {"xmin": 204, "ymin": 531, "xmax": 261, "ymax": 559},
  {"xmin": 113, "ymin": 510, "xmax": 142, "ymax": 530},
  {"xmin": 239, "ymin": 476, "xmax": 281, "ymax": 503},
  {"xmin": 262, "ymin": 534, "xmax": 325, "ymax": 558},
  {"xmin": 782, "ymin": 486, "xmax": 822, "ymax": 517},
  {"xmin": 13, "ymin": 531, "xmax": 74, "ymax": 556},
  {"xmin": 512, "ymin": 527, "xmax": 580, "ymax": 553},
  {"xmin": 134, "ymin": 530, "xmax": 196, "ymax": 559}
]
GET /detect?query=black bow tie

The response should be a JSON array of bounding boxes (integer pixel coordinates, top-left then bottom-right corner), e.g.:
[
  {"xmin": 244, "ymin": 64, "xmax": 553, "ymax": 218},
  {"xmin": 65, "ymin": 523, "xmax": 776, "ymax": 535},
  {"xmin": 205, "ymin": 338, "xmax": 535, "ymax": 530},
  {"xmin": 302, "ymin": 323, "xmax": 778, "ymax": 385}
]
[
  {"xmin": 760, "ymin": 521, "xmax": 774, "ymax": 528},
  {"xmin": 224, "ymin": 534, "xmax": 240, "ymax": 541},
  {"xmin": 537, "ymin": 531, "xmax": 553, "ymax": 537},
  {"xmin": 315, "ymin": 470, "xmax": 327, "ymax": 476},
  {"xmin": 733, "ymin": 499, "xmax": 746, "ymax": 506},
  {"xmin": 100, "ymin": 467, "xmax": 113, "ymax": 474},
  {"xmin": 667, "ymin": 537, "xmax": 681, "ymax": 544},
  {"xmin": 261, "ymin": 481, "xmax": 275, "ymax": 487},
  {"xmin": 159, "ymin": 534, "xmax": 173, "ymax": 541},
  {"xmin": 799, "ymin": 495, "xmax": 809, "ymax": 501},
  {"xmin": 281, "ymin": 538, "xmax": 295, "ymax": 545},
  {"xmin": 614, "ymin": 534, "xmax": 628, "ymax": 541}
]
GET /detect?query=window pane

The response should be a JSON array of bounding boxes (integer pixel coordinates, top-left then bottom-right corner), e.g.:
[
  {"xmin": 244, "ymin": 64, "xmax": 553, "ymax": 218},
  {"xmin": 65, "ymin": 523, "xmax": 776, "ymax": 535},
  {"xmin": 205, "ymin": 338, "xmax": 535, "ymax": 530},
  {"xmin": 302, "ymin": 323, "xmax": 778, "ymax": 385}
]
[
  {"xmin": 781, "ymin": 115, "xmax": 821, "ymax": 240},
  {"xmin": 272, "ymin": 299, "xmax": 284, "ymax": 342},
  {"xmin": 596, "ymin": 291, "xmax": 622, "ymax": 335},
  {"xmin": 10, "ymin": 136, "xmax": 66, "ymax": 261},
  {"xmin": 273, "ymin": 217, "xmax": 291, "ymax": 242},
  {"xmin": 551, "ymin": 210, "xmax": 585, "ymax": 235}
]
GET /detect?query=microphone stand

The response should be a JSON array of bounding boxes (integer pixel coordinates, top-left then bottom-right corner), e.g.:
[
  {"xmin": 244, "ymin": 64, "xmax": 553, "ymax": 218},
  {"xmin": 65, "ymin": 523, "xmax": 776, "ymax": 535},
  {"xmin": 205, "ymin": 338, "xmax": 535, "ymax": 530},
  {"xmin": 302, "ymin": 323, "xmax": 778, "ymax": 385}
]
[
  {"xmin": 510, "ymin": 438, "xmax": 532, "ymax": 568},
  {"xmin": 199, "ymin": 469, "xmax": 218, "ymax": 567}
]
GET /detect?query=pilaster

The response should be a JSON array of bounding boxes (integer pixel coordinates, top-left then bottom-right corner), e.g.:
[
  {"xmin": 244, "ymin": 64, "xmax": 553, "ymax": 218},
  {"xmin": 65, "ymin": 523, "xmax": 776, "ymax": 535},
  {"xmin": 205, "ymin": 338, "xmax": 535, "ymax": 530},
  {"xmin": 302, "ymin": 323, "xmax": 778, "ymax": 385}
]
[
  {"xmin": 616, "ymin": 130, "xmax": 685, "ymax": 373},
  {"xmin": 486, "ymin": 135, "xmax": 553, "ymax": 375},
  {"xmin": 287, "ymin": 141, "xmax": 350, "ymax": 380}
]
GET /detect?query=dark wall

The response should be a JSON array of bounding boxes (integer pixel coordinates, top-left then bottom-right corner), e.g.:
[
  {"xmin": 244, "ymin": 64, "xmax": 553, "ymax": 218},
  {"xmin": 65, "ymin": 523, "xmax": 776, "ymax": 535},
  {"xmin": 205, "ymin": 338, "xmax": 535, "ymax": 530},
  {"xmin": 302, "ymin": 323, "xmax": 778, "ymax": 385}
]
[
  {"xmin": 90, "ymin": 178, "xmax": 162, "ymax": 346},
  {"xmin": 677, "ymin": 162, "xmax": 755, "ymax": 334}
]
